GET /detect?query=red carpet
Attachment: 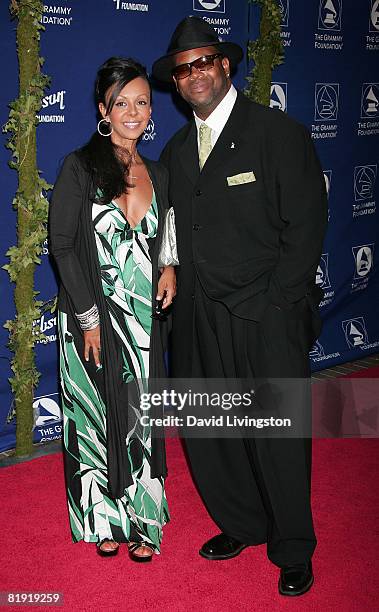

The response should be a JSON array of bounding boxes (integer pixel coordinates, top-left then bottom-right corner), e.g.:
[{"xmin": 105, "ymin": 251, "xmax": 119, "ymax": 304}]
[
  {"xmin": 342, "ymin": 365, "xmax": 379, "ymax": 378},
  {"xmin": 1, "ymin": 437, "xmax": 378, "ymax": 611}
]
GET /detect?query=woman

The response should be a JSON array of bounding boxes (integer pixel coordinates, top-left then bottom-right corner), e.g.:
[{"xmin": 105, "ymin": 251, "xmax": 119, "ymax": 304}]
[{"xmin": 49, "ymin": 57, "xmax": 175, "ymax": 561}]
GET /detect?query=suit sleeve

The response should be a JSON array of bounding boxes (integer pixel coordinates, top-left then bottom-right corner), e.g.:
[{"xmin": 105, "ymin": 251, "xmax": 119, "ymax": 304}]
[
  {"xmin": 49, "ymin": 154, "xmax": 95, "ymax": 315},
  {"xmin": 269, "ymin": 123, "xmax": 328, "ymax": 306}
]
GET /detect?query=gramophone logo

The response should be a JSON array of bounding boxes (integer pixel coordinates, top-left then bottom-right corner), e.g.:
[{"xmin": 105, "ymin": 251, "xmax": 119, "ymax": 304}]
[
  {"xmin": 352, "ymin": 245, "xmax": 374, "ymax": 279},
  {"xmin": 342, "ymin": 317, "xmax": 369, "ymax": 349},
  {"xmin": 193, "ymin": 0, "xmax": 226, "ymax": 13},
  {"xmin": 33, "ymin": 394, "xmax": 62, "ymax": 428},
  {"xmin": 315, "ymin": 83, "xmax": 339, "ymax": 121},
  {"xmin": 323, "ymin": 170, "xmax": 332, "ymax": 197},
  {"xmin": 310, "ymin": 339, "xmax": 341, "ymax": 362},
  {"xmin": 354, "ymin": 165, "xmax": 377, "ymax": 201},
  {"xmin": 316, "ymin": 254, "xmax": 331, "ymax": 289},
  {"xmin": 370, "ymin": 0, "xmax": 379, "ymax": 31},
  {"xmin": 278, "ymin": 0, "xmax": 289, "ymax": 27},
  {"xmin": 323, "ymin": 171, "xmax": 332, "ymax": 221},
  {"xmin": 270, "ymin": 83, "xmax": 287, "ymax": 112},
  {"xmin": 318, "ymin": 0, "xmax": 342, "ymax": 30},
  {"xmin": 360, "ymin": 83, "xmax": 379, "ymax": 119},
  {"xmin": 309, "ymin": 340, "xmax": 325, "ymax": 360}
]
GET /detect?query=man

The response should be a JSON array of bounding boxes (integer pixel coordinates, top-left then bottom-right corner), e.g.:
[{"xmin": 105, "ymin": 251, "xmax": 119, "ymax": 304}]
[{"xmin": 153, "ymin": 16, "xmax": 327, "ymax": 596}]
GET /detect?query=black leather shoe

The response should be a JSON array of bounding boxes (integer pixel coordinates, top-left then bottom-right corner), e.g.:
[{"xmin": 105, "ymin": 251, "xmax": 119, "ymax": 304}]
[
  {"xmin": 199, "ymin": 533, "xmax": 248, "ymax": 560},
  {"xmin": 278, "ymin": 560, "xmax": 314, "ymax": 596}
]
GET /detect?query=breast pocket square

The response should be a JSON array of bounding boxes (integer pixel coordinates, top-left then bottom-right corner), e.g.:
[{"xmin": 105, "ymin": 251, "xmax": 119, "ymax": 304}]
[{"xmin": 227, "ymin": 172, "xmax": 256, "ymax": 186}]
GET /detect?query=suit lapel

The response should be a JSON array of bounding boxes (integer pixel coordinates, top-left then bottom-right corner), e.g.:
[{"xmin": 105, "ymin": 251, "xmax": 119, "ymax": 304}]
[
  {"xmin": 199, "ymin": 92, "xmax": 249, "ymax": 180},
  {"xmin": 178, "ymin": 120, "xmax": 200, "ymax": 185}
]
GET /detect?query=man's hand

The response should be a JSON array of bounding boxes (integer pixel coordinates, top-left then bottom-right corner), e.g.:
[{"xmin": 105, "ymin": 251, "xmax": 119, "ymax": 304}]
[
  {"xmin": 157, "ymin": 266, "xmax": 176, "ymax": 308},
  {"xmin": 84, "ymin": 325, "xmax": 101, "ymax": 367}
]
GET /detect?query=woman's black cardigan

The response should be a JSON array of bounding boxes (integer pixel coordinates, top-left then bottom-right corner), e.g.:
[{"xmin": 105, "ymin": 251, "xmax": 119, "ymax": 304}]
[{"xmin": 49, "ymin": 150, "xmax": 169, "ymax": 499}]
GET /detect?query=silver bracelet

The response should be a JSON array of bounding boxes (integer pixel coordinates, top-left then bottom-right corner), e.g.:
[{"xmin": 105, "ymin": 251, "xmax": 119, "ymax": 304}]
[{"xmin": 75, "ymin": 304, "xmax": 100, "ymax": 331}]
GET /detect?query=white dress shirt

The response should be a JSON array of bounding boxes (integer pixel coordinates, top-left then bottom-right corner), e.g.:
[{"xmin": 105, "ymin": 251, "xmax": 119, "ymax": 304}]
[{"xmin": 194, "ymin": 84, "xmax": 237, "ymax": 153}]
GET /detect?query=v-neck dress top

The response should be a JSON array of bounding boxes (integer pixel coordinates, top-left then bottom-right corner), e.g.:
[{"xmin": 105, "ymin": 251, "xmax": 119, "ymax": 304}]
[{"xmin": 93, "ymin": 190, "xmax": 158, "ymax": 384}]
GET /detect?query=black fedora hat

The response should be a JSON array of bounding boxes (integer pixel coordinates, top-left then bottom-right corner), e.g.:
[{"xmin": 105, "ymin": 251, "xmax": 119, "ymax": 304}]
[{"xmin": 152, "ymin": 16, "xmax": 243, "ymax": 83}]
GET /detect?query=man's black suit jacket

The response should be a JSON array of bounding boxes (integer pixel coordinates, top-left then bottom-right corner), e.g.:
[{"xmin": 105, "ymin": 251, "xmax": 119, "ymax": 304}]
[{"xmin": 160, "ymin": 91, "xmax": 328, "ymax": 331}]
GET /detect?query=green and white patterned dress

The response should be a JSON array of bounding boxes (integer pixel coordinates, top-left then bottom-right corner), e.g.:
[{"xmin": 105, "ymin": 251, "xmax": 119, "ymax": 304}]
[{"xmin": 58, "ymin": 188, "xmax": 169, "ymax": 551}]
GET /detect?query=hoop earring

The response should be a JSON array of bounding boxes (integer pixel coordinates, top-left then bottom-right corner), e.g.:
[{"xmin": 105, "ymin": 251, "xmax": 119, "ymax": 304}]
[{"xmin": 97, "ymin": 119, "xmax": 113, "ymax": 137}]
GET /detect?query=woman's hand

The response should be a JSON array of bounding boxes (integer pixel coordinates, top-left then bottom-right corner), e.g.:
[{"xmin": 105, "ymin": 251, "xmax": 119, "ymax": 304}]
[
  {"xmin": 157, "ymin": 266, "xmax": 176, "ymax": 308},
  {"xmin": 84, "ymin": 325, "xmax": 101, "ymax": 367}
]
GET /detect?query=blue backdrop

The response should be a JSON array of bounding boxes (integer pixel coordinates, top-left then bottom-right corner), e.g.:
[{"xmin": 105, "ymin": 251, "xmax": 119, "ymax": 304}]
[{"xmin": 0, "ymin": 0, "xmax": 378, "ymax": 451}]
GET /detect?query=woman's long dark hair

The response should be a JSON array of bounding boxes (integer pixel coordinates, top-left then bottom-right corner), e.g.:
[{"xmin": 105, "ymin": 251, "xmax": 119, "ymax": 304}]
[{"xmin": 79, "ymin": 57, "xmax": 152, "ymax": 204}]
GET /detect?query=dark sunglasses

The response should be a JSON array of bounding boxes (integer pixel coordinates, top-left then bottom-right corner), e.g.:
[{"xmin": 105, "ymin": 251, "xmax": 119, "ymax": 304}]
[{"xmin": 172, "ymin": 53, "xmax": 223, "ymax": 80}]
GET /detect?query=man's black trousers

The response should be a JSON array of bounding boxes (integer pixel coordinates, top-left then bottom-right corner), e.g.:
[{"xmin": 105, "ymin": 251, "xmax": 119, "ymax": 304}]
[{"xmin": 171, "ymin": 273, "xmax": 317, "ymax": 568}]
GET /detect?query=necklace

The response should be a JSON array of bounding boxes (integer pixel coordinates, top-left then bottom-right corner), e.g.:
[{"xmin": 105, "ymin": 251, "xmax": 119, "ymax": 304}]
[
  {"xmin": 116, "ymin": 145, "xmax": 138, "ymax": 165},
  {"xmin": 129, "ymin": 151, "xmax": 143, "ymax": 180}
]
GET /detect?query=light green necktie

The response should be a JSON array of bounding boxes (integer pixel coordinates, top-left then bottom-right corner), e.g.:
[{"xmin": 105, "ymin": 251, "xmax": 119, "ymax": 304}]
[{"xmin": 198, "ymin": 123, "xmax": 213, "ymax": 170}]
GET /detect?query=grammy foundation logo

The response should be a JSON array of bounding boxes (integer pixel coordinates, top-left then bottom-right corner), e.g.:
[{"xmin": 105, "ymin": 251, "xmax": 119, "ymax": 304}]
[
  {"xmin": 193, "ymin": 0, "xmax": 226, "ymax": 13},
  {"xmin": 354, "ymin": 165, "xmax": 377, "ymax": 201},
  {"xmin": 318, "ymin": 0, "xmax": 342, "ymax": 30},
  {"xmin": 361, "ymin": 84, "xmax": 379, "ymax": 119},
  {"xmin": 270, "ymin": 83, "xmax": 287, "ymax": 112},
  {"xmin": 342, "ymin": 318, "xmax": 369, "ymax": 349}
]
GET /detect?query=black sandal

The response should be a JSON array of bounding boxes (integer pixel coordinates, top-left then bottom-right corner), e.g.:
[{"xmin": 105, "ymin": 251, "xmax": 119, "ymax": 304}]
[
  {"xmin": 127, "ymin": 541, "xmax": 154, "ymax": 562},
  {"xmin": 96, "ymin": 538, "xmax": 119, "ymax": 557}
]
